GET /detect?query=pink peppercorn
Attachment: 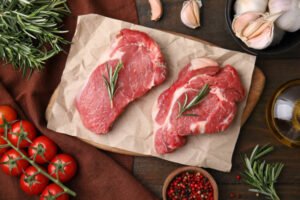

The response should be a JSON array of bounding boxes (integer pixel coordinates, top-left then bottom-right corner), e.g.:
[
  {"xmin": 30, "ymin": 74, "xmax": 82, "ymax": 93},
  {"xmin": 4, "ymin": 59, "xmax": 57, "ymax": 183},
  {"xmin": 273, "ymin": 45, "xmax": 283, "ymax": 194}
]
[
  {"xmin": 167, "ymin": 171, "xmax": 214, "ymax": 200},
  {"xmin": 230, "ymin": 192, "xmax": 236, "ymax": 198}
]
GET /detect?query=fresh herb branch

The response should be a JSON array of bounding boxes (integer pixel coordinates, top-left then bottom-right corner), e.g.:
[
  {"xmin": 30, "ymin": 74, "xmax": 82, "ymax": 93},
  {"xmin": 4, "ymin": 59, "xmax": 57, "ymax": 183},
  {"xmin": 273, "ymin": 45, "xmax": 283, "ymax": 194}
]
[
  {"xmin": 0, "ymin": 118, "xmax": 76, "ymax": 197},
  {"xmin": 102, "ymin": 61, "xmax": 123, "ymax": 108},
  {"xmin": 0, "ymin": 0, "xmax": 70, "ymax": 77},
  {"xmin": 242, "ymin": 144, "xmax": 284, "ymax": 200},
  {"xmin": 177, "ymin": 83, "xmax": 210, "ymax": 118}
]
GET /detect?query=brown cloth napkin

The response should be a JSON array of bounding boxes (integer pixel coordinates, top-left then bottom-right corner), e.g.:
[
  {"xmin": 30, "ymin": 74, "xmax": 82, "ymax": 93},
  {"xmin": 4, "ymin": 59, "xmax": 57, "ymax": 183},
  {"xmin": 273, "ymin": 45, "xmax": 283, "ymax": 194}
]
[{"xmin": 0, "ymin": 0, "xmax": 157, "ymax": 200}]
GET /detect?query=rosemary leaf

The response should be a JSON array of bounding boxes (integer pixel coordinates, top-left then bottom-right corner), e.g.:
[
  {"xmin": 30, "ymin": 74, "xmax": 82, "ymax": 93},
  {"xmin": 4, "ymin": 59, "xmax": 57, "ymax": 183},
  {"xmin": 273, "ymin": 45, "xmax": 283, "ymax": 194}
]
[
  {"xmin": 242, "ymin": 144, "xmax": 284, "ymax": 200},
  {"xmin": 102, "ymin": 61, "xmax": 123, "ymax": 108},
  {"xmin": 177, "ymin": 83, "xmax": 210, "ymax": 118},
  {"xmin": 182, "ymin": 113, "xmax": 199, "ymax": 117}
]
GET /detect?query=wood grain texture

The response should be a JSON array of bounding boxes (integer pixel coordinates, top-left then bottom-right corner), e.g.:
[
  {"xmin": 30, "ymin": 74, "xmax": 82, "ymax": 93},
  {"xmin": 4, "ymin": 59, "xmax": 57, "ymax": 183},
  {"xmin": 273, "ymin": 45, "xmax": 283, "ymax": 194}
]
[
  {"xmin": 136, "ymin": 0, "xmax": 300, "ymax": 59},
  {"xmin": 134, "ymin": 0, "xmax": 300, "ymax": 199}
]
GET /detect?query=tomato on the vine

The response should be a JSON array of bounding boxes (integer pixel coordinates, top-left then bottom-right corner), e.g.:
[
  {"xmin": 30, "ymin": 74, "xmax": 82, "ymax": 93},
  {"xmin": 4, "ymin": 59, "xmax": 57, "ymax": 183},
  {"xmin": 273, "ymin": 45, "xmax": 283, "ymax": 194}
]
[
  {"xmin": 20, "ymin": 166, "xmax": 49, "ymax": 195},
  {"xmin": 28, "ymin": 136, "xmax": 58, "ymax": 164},
  {"xmin": 0, "ymin": 149, "xmax": 29, "ymax": 176},
  {"xmin": 0, "ymin": 134, "xmax": 8, "ymax": 155},
  {"xmin": 0, "ymin": 105, "xmax": 17, "ymax": 134},
  {"xmin": 8, "ymin": 120, "xmax": 37, "ymax": 148},
  {"xmin": 40, "ymin": 183, "xmax": 69, "ymax": 200},
  {"xmin": 48, "ymin": 154, "xmax": 77, "ymax": 183}
]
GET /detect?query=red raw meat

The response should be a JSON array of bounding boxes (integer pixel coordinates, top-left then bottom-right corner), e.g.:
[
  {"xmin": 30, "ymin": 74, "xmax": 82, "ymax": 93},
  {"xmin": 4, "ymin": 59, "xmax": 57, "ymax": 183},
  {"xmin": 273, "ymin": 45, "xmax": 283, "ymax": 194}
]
[
  {"xmin": 153, "ymin": 58, "xmax": 245, "ymax": 154},
  {"xmin": 76, "ymin": 29, "xmax": 167, "ymax": 134}
]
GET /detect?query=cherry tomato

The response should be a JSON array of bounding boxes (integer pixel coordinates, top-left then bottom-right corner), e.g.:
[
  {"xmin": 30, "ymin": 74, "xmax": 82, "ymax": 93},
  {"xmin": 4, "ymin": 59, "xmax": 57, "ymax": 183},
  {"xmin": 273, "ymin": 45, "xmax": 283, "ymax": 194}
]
[
  {"xmin": 20, "ymin": 166, "xmax": 49, "ymax": 195},
  {"xmin": 0, "ymin": 105, "xmax": 17, "ymax": 134},
  {"xmin": 8, "ymin": 120, "xmax": 37, "ymax": 148},
  {"xmin": 28, "ymin": 136, "xmax": 58, "ymax": 164},
  {"xmin": 40, "ymin": 184, "xmax": 69, "ymax": 200},
  {"xmin": 48, "ymin": 154, "xmax": 77, "ymax": 183},
  {"xmin": 0, "ymin": 134, "xmax": 9, "ymax": 155},
  {"xmin": 0, "ymin": 149, "xmax": 29, "ymax": 176}
]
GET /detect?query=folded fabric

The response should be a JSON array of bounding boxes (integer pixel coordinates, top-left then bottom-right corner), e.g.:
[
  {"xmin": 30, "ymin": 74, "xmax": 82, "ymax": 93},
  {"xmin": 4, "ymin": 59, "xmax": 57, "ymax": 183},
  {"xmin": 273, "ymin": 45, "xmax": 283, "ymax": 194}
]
[{"xmin": 0, "ymin": 0, "xmax": 157, "ymax": 199}]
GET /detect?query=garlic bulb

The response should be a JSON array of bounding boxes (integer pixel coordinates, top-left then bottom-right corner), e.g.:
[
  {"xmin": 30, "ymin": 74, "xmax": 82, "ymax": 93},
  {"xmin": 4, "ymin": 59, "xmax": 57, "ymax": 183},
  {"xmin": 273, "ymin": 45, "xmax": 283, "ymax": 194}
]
[
  {"xmin": 148, "ymin": 0, "xmax": 163, "ymax": 21},
  {"xmin": 269, "ymin": 0, "xmax": 300, "ymax": 32},
  {"xmin": 232, "ymin": 12, "xmax": 284, "ymax": 49},
  {"xmin": 181, "ymin": 0, "xmax": 202, "ymax": 29},
  {"xmin": 234, "ymin": 0, "xmax": 268, "ymax": 15}
]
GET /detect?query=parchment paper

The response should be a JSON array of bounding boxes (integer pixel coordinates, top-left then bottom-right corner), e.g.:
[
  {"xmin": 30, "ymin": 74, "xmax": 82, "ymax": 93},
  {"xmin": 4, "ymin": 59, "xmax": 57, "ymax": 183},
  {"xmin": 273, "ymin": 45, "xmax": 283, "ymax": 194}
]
[{"xmin": 46, "ymin": 14, "xmax": 256, "ymax": 172}]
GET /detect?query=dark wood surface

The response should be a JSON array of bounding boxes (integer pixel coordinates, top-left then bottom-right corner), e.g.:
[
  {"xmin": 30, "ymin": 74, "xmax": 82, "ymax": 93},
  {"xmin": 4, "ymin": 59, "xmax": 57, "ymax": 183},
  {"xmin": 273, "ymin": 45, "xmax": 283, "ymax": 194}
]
[{"xmin": 133, "ymin": 1, "xmax": 300, "ymax": 199}]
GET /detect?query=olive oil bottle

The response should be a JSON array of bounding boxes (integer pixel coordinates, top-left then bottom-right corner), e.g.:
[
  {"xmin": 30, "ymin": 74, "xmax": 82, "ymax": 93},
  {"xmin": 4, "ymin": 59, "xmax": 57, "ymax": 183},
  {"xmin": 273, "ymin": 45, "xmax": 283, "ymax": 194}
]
[{"xmin": 266, "ymin": 80, "xmax": 300, "ymax": 147}]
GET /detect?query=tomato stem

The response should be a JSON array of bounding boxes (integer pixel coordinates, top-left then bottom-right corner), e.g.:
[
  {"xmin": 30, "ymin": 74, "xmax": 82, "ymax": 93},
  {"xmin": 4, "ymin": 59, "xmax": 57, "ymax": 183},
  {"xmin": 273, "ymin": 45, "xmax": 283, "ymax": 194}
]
[
  {"xmin": 1, "ymin": 128, "xmax": 76, "ymax": 197},
  {"xmin": 0, "ymin": 144, "xmax": 9, "ymax": 148}
]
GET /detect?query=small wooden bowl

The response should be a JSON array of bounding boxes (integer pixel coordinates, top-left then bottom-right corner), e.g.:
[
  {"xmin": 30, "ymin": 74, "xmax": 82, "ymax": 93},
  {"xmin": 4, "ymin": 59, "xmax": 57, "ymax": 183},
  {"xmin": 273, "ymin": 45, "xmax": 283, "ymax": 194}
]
[{"xmin": 162, "ymin": 166, "xmax": 219, "ymax": 200}]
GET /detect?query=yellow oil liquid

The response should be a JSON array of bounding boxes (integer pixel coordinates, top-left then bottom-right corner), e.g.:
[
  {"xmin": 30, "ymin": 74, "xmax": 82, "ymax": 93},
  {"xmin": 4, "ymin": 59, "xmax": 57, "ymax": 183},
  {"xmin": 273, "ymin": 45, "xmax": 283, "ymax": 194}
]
[
  {"xmin": 266, "ymin": 80, "xmax": 300, "ymax": 147},
  {"xmin": 292, "ymin": 100, "xmax": 300, "ymax": 132}
]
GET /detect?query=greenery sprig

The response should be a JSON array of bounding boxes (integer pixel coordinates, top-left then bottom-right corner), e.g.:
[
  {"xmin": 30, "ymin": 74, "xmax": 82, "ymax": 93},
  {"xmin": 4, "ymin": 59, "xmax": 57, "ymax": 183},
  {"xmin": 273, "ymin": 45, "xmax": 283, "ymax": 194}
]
[
  {"xmin": 0, "ymin": 0, "xmax": 70, "ymax": 77},
  {"xmin": 102, "ymin": 61, "xmax": 123, "ymax": 108},
  {"xmin": 242, "ymin": 144, "xmax": 284, "ymax": 200},
  {"xmin": 177, "ymin": 83, "xmax": 210, "ymax": 118}
]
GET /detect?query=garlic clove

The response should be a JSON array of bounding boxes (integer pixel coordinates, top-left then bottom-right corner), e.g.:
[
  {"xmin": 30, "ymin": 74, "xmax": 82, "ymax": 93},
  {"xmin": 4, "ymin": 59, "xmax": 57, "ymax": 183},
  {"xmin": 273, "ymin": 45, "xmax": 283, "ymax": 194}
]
[
  {"xmin": 232, "ymin": 12, "xmax": 284, "ymax": 50},
  {"xmin": 232, "ymin": 12, "xmax": 262, "ymax": 37},
  {"xmin": 181, "ymin": 0, "xmax": 202, "ymax": 29},
  {"xmin": 246, "ymin": 21, "xmax": 272, "ymax": 40},
  {"xmin": 245, "ymin": 27, "xmax": 273, "ymax": 49},
  {"xmin": 234, "ymin": 0, "xmax": 268, "ymax": 15},
  {"xmin": 243, "ymin": 19, "xmax": 270, "ymax": 39},
  {"xmin": 246, "ymin": 26, "xmax": 284, "ymax": 49},
  {"xmin": 242, "ymin": 12, "xmax": 282, "ymax": 39},
  {"xmin": 148, "ymin": 0, "xmax": 163, "ymax": 21}
]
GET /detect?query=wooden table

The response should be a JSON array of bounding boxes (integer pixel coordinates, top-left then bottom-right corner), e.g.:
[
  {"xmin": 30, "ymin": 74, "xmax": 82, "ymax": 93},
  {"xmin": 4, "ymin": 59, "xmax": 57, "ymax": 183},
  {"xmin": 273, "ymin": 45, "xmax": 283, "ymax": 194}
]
[{"xmin": 133, "ymin": 1, "xmax": 300, "ymax": 199}]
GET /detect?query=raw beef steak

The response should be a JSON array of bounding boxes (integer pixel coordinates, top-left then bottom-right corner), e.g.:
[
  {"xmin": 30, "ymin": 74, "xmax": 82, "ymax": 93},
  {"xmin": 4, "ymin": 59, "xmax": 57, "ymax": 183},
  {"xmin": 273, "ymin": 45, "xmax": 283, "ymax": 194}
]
[
  {"xmin": 76, "ymin": 29, "xmax": 167, "ymax": 134},
  {"xmin": 153, "ymin": 58, "xmax": 245, "ymax": 154}
]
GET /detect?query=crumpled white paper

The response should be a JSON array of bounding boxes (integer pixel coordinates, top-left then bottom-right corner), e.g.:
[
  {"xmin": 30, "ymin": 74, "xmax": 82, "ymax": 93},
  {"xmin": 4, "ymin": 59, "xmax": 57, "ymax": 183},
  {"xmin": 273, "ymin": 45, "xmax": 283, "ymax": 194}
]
[{"xmin": 46, "ymin": 14, "xmax": 256, "ymax": 172}]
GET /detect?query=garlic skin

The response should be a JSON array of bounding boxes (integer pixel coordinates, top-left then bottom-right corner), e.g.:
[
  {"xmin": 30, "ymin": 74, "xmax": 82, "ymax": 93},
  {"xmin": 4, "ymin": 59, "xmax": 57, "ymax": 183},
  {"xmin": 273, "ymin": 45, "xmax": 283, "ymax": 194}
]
[
  {"xmin": 234, "ymin": 0, "xmax": 268, "ymax": 15},
  {"xmin": 232, "ymin": 12, "xmax": 284, "ymax": 50},
  {"xmin": 148, "ymin": 0, "xmax": 163, "ymax": 21},
  {"xmin": 181, "ymin": 0, "xmax": 202, "ymax": 29},
  {"xmin": 269, "ymin": 0, "xmax": 300, "ymax": 32}
]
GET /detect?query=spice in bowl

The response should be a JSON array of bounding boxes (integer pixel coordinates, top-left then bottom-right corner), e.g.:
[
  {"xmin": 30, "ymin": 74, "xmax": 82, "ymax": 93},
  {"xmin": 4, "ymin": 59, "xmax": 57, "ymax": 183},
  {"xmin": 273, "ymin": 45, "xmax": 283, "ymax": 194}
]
[
  {"xmin": 163, "ymin": 166, "xmax": 218, "ymax": 200},
  {"xmin": 167, "ymin": 171, "xmax": 214, "ymax": 200}
]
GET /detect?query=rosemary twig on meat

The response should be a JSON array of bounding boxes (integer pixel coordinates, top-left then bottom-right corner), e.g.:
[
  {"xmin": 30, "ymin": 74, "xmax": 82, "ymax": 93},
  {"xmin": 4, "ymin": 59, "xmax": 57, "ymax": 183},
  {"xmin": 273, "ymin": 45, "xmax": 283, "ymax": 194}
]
[
  {"xmin": 102, "ymin": 61, "xmax": 123, "ymax": 108},
  {"xmin": 242, "ymin": 144, "xmax": 284, "ymax": 200},
  {"xmin": 177, "ymin": 83, "xmax": 210, "ymax": 118}
]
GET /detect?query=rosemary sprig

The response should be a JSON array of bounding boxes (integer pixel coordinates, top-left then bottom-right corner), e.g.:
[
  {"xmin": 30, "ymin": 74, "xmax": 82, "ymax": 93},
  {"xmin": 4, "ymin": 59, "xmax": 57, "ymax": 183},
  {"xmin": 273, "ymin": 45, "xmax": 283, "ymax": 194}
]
[
  {"xmin": 242, "ymin": 144, "xmax": 284, "ymax": 200},
  {"xmin": 177, "ymin": 83, "xmax": 210, "ymax": 118},
  {"xmin": 0, "ymin": 0, "xmax": 70, "ymax": 77},
  {"xmin": 102, "ymin": 61, "xmax": 123, "ymax": 108}
]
